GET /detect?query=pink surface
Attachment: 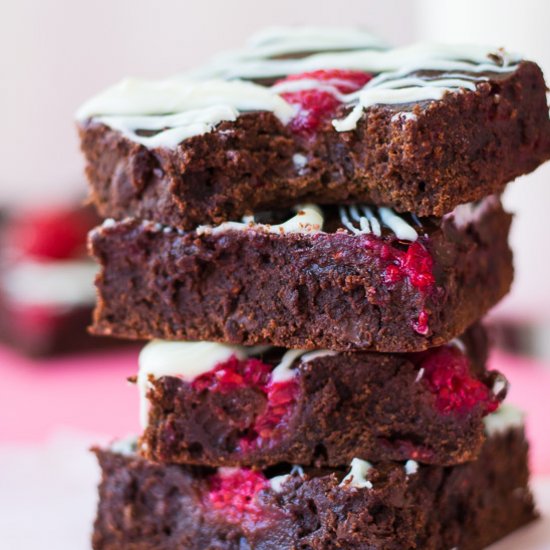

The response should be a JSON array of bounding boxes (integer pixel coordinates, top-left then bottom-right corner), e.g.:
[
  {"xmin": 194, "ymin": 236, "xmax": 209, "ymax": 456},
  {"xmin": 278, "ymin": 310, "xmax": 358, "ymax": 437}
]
[
  {"xmin": 491, "ymin": 349, "xmax": 550, "ymax": 475},
  {"xmin": 0, "ymin": 345, "xmax": 141, "ymax": 443},
  {"xmin": 0, "ymin": 344, "xmax": 549, "ymax": 473}
]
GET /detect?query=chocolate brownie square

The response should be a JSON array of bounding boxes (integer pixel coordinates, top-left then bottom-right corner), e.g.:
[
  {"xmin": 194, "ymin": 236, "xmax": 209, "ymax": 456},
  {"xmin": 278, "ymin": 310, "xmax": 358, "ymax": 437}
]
[
  {"xmin": 89, "ymin": 197, "xmax": 513, "ymax": 352},
  {"xmin": 138, "ymin": 323, "xmax": 507, "ymax": 467},
  {"xmin": 78, "ymin": 30, "xmax": 550, "ymax": 229}
]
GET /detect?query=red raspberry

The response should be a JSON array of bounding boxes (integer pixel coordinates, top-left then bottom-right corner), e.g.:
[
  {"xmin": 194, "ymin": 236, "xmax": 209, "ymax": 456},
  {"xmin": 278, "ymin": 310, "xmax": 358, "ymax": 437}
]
[
  {"xmin": 419, "ymin": 345, "xmax": 499, "ymax": 415},
  {"xmin": 192, "ymin": 356, "xmax": 272, "ymax": 393},
  {"xmin": 276, "ymin": 69, "xmax": 372, "ymax": 134},
  {"xmin": 8, "ymin": 208, "xmax": 94, "ymax": 261},
  {"xmin": 362, "ymin": 235, "xmax": 436, "ymax": 335},
  {"xmin": 413, "ymin": 310, "xmax": 430, "ymax": 336},
  {"xmin": 208, "ymin": 468, "xmax": 268, "ymax": 522},
  {"xmin": 240, "ymin": 379, "xmax": 298, "ymax": 449},
  {"xmin": 192, "ymin": 355, "xmax": 299, "ymax": 451},
  {"xmin": 281, "ymin": 69, "xmax": 373, "ymax": 93},
  {"xmin": 379, "ymin": 241, "xmax": 435, "ymax": 291}
]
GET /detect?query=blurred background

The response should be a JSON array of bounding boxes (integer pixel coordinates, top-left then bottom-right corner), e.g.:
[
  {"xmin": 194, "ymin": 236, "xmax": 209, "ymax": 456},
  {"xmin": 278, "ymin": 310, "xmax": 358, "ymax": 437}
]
[{"xmin": 0, "ymin": 1, "xmax": 549, "ymax": 547}]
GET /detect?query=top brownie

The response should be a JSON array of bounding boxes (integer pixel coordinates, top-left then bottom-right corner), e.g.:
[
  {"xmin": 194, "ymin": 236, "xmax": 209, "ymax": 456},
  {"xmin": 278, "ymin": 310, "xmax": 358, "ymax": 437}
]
[{"xmin": 77, "ymin": 27, "xmax": 550, "ymax": 229}]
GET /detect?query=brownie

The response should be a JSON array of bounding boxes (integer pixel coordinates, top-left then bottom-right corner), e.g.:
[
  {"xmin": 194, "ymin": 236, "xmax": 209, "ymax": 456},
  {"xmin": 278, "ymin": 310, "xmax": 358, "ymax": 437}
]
[
  {"xmin": 89, "ymin": 196, "xmax": 513, "ymax": 352},
  {"xmin": 0, "ymin": 204, "xmax": 127, "ymax": 357},
  {"xmin": 0, "ymin": 298, "xmax": 125, "ymax": 357},
  {"xmin": 138, "ymin": 323, "xmax": 507, "ymax": 467},
  {"xmin": 77, "ymin": 38, "xmax": 550, "ymax": 229},
  {"xmin": 92, "ymin": 407, "xmax": 536, "ymax": 550}
]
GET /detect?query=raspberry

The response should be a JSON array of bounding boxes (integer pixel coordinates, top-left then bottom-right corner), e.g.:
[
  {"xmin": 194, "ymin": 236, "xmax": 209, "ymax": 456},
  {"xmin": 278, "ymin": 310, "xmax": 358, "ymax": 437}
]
[
  {"xmin": 192, "ymin": 355, "xmax": 299, "ymax": 451},
  {"xmin": 281, "ymin": 69, "xmax": 373, "ymax": 93},
  {"xmin": 413, "ymin": 310, "xmax": 430, "ymax": 336},
  {"xmin": 363, "ymin": 235, "xmax": 435, "ymax": 335},
  {"xmin": 400, "ymin": 242, "xmax": 435, "ymax": 290},
  {"xmin": 208, "ymin": 468, "xmax": 268, "ymax": 522},
  {"xmin": 240, "ymin": 379, "xmax": 298, "ymax": 450},
  {"xmin": 390, "ymin": 439, "xmax": 434, "ymax": 462},
  {"xmin": 192, "ymin": 356, "xmax": 272, "ymax": 393},
  {"xmin": 418, "ymin": 345, "xmax": 499, "ymax": 415},
  {"xmin": 8, "ymin": 208, "xmax": 94, "ymax": 261},
  {"xmin": 381, "ymin": 241, "xmax": 435, "ymax": 291},
  {"xmin": 276, "ymin": 69, "xmax": 372, "ymax": 134}
]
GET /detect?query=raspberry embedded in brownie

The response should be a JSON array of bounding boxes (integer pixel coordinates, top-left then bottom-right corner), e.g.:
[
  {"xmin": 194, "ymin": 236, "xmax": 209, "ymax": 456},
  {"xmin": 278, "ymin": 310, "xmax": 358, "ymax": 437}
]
[
  {"xmin": 416, "ymin": 344, "xmax": 500, "ymax": 415},
  {"xmin": 275, "ymin": 69, "xmax": 373, "ymax": 133},
  {"xmin": 192, "ymin": 354, "xmax": 299, "ymax": 452},
  {"xmin": 138, "ymin": 323, "xmax": 507, "ymax": 468},
  {"xmin": 207, "ymin": 467, "xmax": 269, "ymax": 523}
]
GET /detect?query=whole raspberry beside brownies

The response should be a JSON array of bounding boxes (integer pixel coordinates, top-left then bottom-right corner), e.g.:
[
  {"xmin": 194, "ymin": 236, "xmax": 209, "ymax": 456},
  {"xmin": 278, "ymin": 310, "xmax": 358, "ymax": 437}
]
[{"xmin": 78, "ymin": 27, "xmax": 548, "ymax": 549}]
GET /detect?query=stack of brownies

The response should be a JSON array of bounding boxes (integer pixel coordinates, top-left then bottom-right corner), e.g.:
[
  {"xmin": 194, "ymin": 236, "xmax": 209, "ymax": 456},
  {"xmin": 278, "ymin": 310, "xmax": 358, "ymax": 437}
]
[{"xmin": 77, "ymin": 28, "xmax": 550, "ymax": 549}]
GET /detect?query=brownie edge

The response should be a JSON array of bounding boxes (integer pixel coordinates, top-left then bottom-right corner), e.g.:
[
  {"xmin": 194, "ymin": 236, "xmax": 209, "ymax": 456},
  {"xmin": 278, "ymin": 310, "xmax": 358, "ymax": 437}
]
[{"xmin": 92, "ymin": 418, "xmax": 536, "ymax": 550}]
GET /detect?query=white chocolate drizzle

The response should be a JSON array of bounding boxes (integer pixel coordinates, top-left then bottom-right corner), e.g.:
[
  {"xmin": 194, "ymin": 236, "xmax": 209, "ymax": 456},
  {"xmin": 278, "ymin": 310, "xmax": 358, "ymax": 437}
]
[
  {"xmin": 270, "ymin": 349, "xmax": 309, "ymax": 383},
  {"xmin": 198, "ymin": 202, "xmax": 419, "ymax": 240},
  {"xmin": 77, "ymin": 78, "xmax": 294, "ymax": 121},
  {"xmin": 404, "ymin": 460, "xmax": 419, "ymax": 475},
  {"xmin": 340, "ymin": 458, "xmax": 373, "ymax": 489},
  {"xmin": 492, "ymin": 373, "xmax": 508, "ymax": 397},
  {"xmin": 78, "ymin": 28, "xmax": 521, "ymax": 148},
  {"xmin": 238, "ymin": 26, "xmax": 386, "ymax": 59},
  {"xmin": 446, "ymin": 195, "xmax": 499, "ymax": 229},
  {"xmin": 94, "ymin": 106, "xmax": 240, "ymax": 149},
  {"xmin": 300, "ymin": 349, "xmax": 339, "ymax": 363},
  {"xmin": 77, "ymin": 78, "xmax": 294, "ymax": 147},
  {"xmin": 194, "ymin": 41, "xmax": 519, "ymax": 81},
  {"xmin": 378, "ymin": 207, "xmax": 419, "ymax": 241},
  {"xmin": 415, "ymin": 367, "xmax": 425, "ymax": 383},
  {"xmin": 110, "ymin": 435, "xmax": 138, "ymax": 456},
  {"xmin": 269, "ymin": 348, "xmax": 338, "ymax": 383},
  {"xmin": 196, "ymin": 204, "xmax": 324, "ymax": 235},
  {"xmin": 137, "ymin": 340, "xmax": 336, "ymax": 428},
  {"xmin": 449, "ymin": 337, "xmax": 466, "ymax": 353},
  {"xmin": 269, "ymin": 465, "xmax": 305, "ymax": 493},
  {"xmin": 483, "ymin": 404, "xmax": 524, "ymax": 437},
  {"xmin": 137, "ymin": 341, "xmax": 248, "ymax": 428},
  {"xmin": 339, "ymin": 204, "xmax": 418, "ymax": 241}
]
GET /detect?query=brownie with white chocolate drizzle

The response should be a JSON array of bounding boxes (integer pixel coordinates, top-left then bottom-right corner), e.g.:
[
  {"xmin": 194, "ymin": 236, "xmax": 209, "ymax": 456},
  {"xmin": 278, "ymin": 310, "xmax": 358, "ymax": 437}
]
[
  {"xmin": 88, "ymin": 195, "xmax": 512, "ymax": 352},
  {"xmin": 77, "ymin": 27, "xmax": 550, "ymax": 230},
  {"xmin": 136, "ymin": 323, "xmax": 508, "ymax": 468}
]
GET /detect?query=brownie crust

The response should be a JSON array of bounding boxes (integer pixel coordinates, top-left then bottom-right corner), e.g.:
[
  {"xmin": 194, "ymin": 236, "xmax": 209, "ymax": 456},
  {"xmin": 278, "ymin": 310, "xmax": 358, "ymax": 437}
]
[
  {"xmin": 89, "ymin": 199, "xmax": 513, "ymax": 352},
  {"xmin": 92, "ymin": 426, "xmax": 536, "ymax": 550},
  {"xmin": 79, "ymin": 61, "xmax": 550, "ymax": 229},
  {"xmin": 140, "ymin": 324, "xmax": 505, "ymax": 468}
]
